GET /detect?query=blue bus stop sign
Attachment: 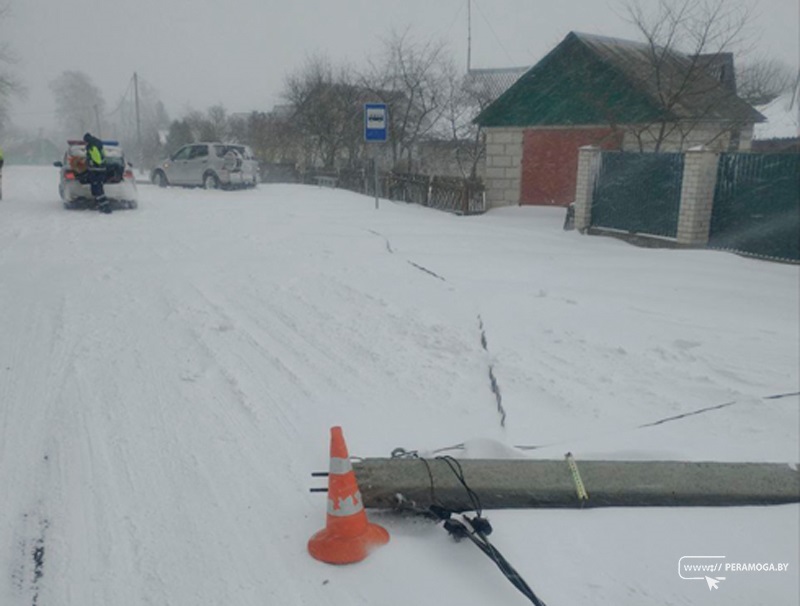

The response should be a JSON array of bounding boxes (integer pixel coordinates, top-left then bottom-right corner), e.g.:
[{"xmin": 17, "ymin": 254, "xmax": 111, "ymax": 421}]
[{"xmin": 364, "ymin": 103, "xmax": 388, "ymax": 142}]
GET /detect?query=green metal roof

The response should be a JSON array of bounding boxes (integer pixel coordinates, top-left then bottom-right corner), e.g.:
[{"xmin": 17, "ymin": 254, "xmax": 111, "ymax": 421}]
[{"xmin": 475, "ymin": 32, "xmax": 764, "ymax": 128}]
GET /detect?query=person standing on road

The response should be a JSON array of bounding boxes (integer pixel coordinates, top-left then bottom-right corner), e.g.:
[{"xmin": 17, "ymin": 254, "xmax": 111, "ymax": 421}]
[{"xmin": 83, "ymin": 132, "xmax": 111, "ymax": 214}]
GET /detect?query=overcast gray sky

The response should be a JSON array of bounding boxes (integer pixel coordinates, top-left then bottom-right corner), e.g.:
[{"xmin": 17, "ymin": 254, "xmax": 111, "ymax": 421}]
[{"xmin": 4, "ymin": 0, "xmax": 799, "ymax": 132}]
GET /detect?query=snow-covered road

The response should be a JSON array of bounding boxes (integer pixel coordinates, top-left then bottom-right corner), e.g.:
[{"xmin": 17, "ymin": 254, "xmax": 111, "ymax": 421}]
[{"xmin": 1, "ymin": 166, "xmax": 797, "ymax": 605}]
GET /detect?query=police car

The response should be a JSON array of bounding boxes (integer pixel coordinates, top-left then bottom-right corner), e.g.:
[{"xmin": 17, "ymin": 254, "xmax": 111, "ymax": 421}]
[{"xmin": 54, "ymin": 140, "xmax": 139, "ymax": 210}]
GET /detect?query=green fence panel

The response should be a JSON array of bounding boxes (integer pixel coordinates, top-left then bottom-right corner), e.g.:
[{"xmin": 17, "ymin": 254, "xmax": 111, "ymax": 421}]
[
  {"xmin": 591, "ymin": 152, "xmax": 683, "ymax": 238},
  {"xmin": 710, "ymin": 153, "xmax": 800, "ymax": 262}
]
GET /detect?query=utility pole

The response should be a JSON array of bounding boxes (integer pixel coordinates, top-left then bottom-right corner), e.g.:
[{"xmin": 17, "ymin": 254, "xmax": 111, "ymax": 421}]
[{"xmin": 134, "ymin": 72, "xmax": 142, "ymax": 172}]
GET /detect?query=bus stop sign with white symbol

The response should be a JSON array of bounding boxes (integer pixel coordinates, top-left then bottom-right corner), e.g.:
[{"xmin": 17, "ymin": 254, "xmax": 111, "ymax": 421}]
[{"xmin": 364, "ymin": 104, "xmax": 388, "ymax": 142}]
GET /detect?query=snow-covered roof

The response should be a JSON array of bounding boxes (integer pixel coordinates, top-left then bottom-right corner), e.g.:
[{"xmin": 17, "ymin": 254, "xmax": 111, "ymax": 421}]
[
  {"xmin": 464, "ymin": 67, "xmax": 530, "ymax": 102},
  {"xmin": 754, "ymin": 89, "xmax": 800, "ymax": 140}
]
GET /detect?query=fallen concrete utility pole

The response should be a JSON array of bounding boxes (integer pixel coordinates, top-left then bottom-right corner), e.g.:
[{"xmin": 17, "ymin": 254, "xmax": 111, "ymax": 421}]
[{"xmin": 352, "ymin": 458, "xmax": 800, "ymax": 509}]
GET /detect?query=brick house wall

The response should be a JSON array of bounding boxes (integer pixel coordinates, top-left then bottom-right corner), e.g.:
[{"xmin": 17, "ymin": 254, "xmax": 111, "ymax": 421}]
[
  {"xmin": 520, "ymin": 127, "xmax": 623, "ymax": 206},
  {"xmin": 483, "ymin": 122, "xmax": 754, "ymax": 209}
]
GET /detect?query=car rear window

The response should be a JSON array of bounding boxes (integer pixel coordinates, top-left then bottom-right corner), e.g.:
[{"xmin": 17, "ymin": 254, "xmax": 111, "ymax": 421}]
[{"xmin": 67, "ymin": 145, "xmax": 125, "ymax": 165}]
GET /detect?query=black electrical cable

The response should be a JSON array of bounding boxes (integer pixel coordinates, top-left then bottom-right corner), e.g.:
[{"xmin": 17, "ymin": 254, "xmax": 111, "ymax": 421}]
[
  {"xmin": 392, "ymin": 451, "xmax": 551, "ymax": 604},
  {"xmin": 418, "ymin": 456, "xmax": 446, "ymax": 519},
  {"xmin": 445, "ymin": 515, "xmax": 548, "ymax": 606},
  {"xmin": 436, "ymin": 455, "xmax": 483, "ymax": 515},
  {"xmin": 423, "ymin": 455, "xmax": 549, "ymax": 606},
  {"xmin": 390, "ymin": 451, "xmax": 452, "ymax": 520}
]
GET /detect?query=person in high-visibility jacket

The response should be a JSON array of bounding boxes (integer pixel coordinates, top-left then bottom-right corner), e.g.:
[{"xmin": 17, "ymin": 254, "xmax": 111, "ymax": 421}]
[{"xmin": 83, "ymin": 132, "xmax": 111, "ymax": 213}]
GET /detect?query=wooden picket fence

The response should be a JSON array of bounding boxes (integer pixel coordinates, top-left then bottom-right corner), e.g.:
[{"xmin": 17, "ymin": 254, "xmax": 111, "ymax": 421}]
[{"xmin": 306, "ymin": 168, "xmax": 485, "ymax": 215}]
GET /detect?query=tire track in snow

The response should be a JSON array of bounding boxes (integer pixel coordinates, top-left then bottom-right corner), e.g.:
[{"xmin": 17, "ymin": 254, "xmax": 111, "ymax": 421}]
[
  {"xmin": 39, "ymin": 276, "xmax": 293, "ymax": 604},
  {"xmin": 2, "ymin": 276, "xmax": 164, "ymax": 604},
  {"xmin": 3, "ymin": 292, "xmax": 75, "ymax": 606},
  {"xmin": 10, "ymin": 505, "xmax": 49, "ymax": 606},
  {"xmin": 112, "ymin": 281, "xmax": 319, "ymax": 604},
  {"xmin": 228, "ymin": 269, "xmax": 496, "ymax": 446},
  {"xmin": 171, "ymin": 281, "xmax": 311, "ymax": 438}
]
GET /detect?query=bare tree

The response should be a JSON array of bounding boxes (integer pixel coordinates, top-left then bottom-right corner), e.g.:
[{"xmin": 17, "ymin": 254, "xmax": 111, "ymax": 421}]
[
  {"xmin": 283, "ymin": 55, "xmax": 362, "ymax": 169},
  {"xmin": 437, "ymin": 63, "xmax": 510, "ymax": 178},
  {"xmin": 206, "ymin": 105, "xmax": 229, "ymax": 141},
  {"xmin": 361, "ymin": 28, "xmax": 451, "ymax": 170},
  {"xmin": 182, "ymin": 107, "xmax": 227, "ymax": 142},
  {"xmin": 165, "ymin": 106, "xmax": 228, "ymax": 153},
  {"xmin": 227, "ymin": 113, "xmax": 249, "ymax": 144},
  {"xmin": 49, "ymin": 71, "xmax": 106, "ymax": 137},
  {"xmin": 276, "ymin": 29, "xmax": 462, "ymax": 173},
  {"xmin": 736, "ymin": 57, "xmax": 796, "ymax": 106},
  {"xmin": 224, "ymin": 110, "xmax": 301, "ymax": 174},
  {"xmin": 0, "ymin": 4, "xmax": 24, "ymax": 136},
  {"xmin": 621, "ymin": 0, "xmax": 753, "ymax": 151},
  {"xmin": 233, "ymin": 110, "xmax": 298, "ymax": 164}
]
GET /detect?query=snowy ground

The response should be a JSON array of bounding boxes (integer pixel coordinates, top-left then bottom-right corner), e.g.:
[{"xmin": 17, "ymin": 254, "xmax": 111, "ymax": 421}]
[{"xmin": 0, "ymin": 165, "xmax": 797, "ymax": 605}]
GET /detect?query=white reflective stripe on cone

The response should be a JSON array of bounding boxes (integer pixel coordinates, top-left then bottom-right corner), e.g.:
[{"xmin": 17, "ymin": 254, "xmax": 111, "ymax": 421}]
[
  {"xmin": 327, "ymin": 491, "xmax": 364, "ymax": 516},
  {"xmin": 328, "ymin": 456, "xmax": 353, "ymax": 475}
]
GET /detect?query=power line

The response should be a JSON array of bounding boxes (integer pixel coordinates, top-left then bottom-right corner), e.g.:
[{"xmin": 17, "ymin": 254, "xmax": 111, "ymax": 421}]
[
  {"xmin": 473, "ymin": 0, "xmax": 515, "ymax": 66},
  {"xmin": 107, "ymin": 74, "xmax": 134, "ymax": 118},
  {"xmin": 444, "ymin": 0, "xmax": 465, "ymax": 40}
]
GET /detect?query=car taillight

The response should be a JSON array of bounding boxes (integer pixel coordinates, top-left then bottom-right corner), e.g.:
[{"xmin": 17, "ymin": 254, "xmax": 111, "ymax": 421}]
[
  {"xmin": 124, "ymin": 170, "xmax": 134, "ymax": 180},
  {"xmin": 65, "ymin": 171, "xmax": 75, "ymax": 180}
]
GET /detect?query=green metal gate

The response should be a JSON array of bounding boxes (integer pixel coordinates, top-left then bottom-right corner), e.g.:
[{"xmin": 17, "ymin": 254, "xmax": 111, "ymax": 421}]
[
  {"xmin": 591, "ymin": 152, "xmax": 684, "ymax": 238},
  {"xmin": 710, "ymin": 153, "xmax": 800, "ymax": 262}
]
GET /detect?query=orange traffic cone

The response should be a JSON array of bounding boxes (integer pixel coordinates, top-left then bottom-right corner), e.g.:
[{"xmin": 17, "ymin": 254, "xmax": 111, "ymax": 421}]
[{"xmin": 308, "ymin": 426, "xmax": 390, "ymax": 564}]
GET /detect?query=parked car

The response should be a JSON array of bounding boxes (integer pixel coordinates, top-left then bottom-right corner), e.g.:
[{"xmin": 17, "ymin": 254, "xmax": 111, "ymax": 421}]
[
  {"xmin": 53, "ymin": 139, "xmax": 138, "ymax": 210},
  {"xmin": 151, "ymin": 143, "xmax": 259, "ymax": 189}
]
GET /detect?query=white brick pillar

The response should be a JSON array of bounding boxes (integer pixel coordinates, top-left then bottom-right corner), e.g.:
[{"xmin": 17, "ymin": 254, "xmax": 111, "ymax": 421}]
[
  {"xmin": 483, "ymin": 128, "xmax": 524, "ymax": 208},
  {"xmin": 574, "ymin": 146, "xmax": 602, "ymax": 232},
  {"xmin": 677, "ymin": 148, "xmax": 719, "ymax": 247}
]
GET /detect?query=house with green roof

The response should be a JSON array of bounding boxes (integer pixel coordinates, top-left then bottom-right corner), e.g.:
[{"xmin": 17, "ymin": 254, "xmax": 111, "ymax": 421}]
[{"xmin": 474, "ymin": 31, "xmax": 765, "ymax": 208}]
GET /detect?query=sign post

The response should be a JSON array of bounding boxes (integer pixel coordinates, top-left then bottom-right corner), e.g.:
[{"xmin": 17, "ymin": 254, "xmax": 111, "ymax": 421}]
[{"xmin": 364, "ymin": 103, "xmax": 388, "ymax": 210}]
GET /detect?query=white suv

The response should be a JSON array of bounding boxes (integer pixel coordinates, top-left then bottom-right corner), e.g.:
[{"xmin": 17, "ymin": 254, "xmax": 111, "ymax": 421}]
[{"xmin": 151, "ymin": 143, "xmax": 259, "ymax": 189}]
